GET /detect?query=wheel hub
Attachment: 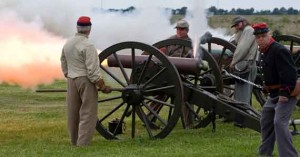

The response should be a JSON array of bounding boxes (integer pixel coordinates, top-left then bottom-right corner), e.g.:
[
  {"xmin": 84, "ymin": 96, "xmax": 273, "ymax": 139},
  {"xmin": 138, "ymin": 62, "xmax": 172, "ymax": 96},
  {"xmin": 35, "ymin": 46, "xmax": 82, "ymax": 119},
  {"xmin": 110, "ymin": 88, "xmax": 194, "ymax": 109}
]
[{"xmin": 122, "ymin": 84, "xmax": 143, "ymax": 105}]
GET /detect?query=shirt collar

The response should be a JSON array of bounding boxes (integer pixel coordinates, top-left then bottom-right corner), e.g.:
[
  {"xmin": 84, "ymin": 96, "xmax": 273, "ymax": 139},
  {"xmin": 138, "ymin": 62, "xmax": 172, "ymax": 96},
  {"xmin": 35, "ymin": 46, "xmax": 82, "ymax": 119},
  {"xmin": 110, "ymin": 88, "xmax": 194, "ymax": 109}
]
[{"xmin": 75, "ymin": 33, "xmax": 89, "ymax": 38}]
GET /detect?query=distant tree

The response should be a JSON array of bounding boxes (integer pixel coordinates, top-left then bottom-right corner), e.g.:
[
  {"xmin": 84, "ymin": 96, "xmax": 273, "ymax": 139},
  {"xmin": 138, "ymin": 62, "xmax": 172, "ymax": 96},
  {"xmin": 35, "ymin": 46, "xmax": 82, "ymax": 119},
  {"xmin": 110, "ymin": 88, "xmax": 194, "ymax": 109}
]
[
  {"xmin": 287, "ymin": 7, "xmax": 299, "ymax": 14},
  {"xmin": 218, "ymin": 9, "xmax": 228, "ymax": 15},
  {"xmin": 208, "ymin": 6, "xmax": 217, "ymax": 15},
  {"xmin": 279, "ymin": 7, "xmax": 287, "ymax": 14},
  {"xmin": 258, "ymin": 10, "xmax": 272, "ymax": 15},
  {"xmin": 123, "ymin": 6, "xmax": 135, "ymax": 13},
  {"xmin": 246, "ymin": 8, "xmax": 255, "ymax": 15},
  {"xmin": 179, "ymin": 7, "xmax": 188, "ymax": 15},
  {"xmin": 272, "ymin": 8, "xmax": 281, "ymax": 15},
  {"xmin": 229, "ymin": 8, "xmax": 237, "ymax": 15},
  {"xmin": 105, "ymin": 5, "xmax": 300, "ymax": 16}
]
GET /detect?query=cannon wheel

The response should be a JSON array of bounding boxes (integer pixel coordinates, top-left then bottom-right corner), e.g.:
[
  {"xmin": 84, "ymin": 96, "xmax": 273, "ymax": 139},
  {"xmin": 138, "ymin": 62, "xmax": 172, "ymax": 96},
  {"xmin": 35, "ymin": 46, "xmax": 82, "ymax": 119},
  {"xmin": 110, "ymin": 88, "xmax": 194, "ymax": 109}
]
[
  {"xmin": 96, "ymin": 41, "xmax": 184, "ymax": 139},
  {"xmin": 153, "ymin": 38, "xmax": 223, "ymax": 129},
  {"xmin": 206, "ymin": 37, "xmax": 236, "ymax": 70},
  {"xmin": 206, "ymin": 37, "xmax": 266, "ymax": 107},
  {"xmin": 204, "ymin": 37, "xmax": 236, "ymax": 98},
  {"xmin": 253, "ymin": 35, "xmax": 300, "ymax": 106}
]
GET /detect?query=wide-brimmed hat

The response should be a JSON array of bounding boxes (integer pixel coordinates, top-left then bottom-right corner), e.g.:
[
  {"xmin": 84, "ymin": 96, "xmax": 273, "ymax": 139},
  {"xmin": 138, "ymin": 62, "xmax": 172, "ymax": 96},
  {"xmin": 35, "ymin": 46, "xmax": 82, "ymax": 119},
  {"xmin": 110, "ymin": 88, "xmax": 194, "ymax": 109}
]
[
  {"xmin": 231, "ymin": 16, "xmax": 245, "ymax": 28},
  {"xmin": 175, "ymin": 20, "xmax": 189, "ymax": 28}
]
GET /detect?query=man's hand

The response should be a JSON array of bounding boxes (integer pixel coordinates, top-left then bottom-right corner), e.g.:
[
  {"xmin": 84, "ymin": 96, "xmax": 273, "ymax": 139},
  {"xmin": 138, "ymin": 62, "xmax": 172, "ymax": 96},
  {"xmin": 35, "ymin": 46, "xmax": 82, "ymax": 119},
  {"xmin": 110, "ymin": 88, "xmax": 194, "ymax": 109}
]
[
  {"xmin": 96, "ymin": 79, "xmax": 112, "ymax": 94},
  {"xmin": 279, "ymin": 96, "xmax": 288, "ymax": 103},
  {"xmin": 96, "ymin": 78, "xmax": 105, "ymax": 88},
  {"xmin": 100, "ymin": 85, "xmax": 112, "ymax": 93}
]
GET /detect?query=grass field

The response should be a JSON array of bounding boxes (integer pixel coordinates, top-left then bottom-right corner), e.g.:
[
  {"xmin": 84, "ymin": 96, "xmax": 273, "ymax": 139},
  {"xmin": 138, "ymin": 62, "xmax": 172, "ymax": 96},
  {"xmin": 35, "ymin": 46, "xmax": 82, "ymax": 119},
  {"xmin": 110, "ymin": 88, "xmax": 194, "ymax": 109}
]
[{"xmin": 1, "ymin": 80, "xmax": 300, "ymax": 157}]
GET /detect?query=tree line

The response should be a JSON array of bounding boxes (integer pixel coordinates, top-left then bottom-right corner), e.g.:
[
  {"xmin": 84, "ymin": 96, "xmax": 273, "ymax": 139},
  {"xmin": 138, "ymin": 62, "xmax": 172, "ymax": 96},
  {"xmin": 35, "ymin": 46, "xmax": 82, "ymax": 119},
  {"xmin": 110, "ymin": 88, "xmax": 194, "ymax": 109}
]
[
  {"xmin": 207, "ymin": 6, "xmax": 299, "ymax": 15},
  {"xmin": 105, "ymin": 6, "xmax": 300, "ymax": 15}
]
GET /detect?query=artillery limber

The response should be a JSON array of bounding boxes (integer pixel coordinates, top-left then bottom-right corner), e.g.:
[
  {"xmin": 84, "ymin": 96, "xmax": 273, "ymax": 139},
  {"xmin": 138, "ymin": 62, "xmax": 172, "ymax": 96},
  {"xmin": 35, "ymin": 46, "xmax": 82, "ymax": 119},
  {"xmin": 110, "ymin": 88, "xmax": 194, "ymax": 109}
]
[{"xmin": 95, "ymin": 40, "xmax": 261, "ymax": 140}]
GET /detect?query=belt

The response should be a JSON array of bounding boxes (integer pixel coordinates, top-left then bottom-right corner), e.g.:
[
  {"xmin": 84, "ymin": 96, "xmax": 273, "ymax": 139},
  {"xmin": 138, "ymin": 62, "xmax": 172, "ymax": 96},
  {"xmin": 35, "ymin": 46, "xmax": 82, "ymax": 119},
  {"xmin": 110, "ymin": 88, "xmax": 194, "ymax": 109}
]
[{"xmin": 263, "ymin": 84, "xmax": 280, "ymax": 91}]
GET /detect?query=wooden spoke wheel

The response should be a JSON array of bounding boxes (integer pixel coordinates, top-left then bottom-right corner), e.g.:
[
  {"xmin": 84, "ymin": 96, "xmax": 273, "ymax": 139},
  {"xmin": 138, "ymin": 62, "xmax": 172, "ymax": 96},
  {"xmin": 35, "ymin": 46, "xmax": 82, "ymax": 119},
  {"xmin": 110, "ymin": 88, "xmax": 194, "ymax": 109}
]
[
  {"xmin": 204, "ymin": 37, "xmax": 236, "ymax": 98},
  {"xmin": 205, "ymin": 37, "xmax": 236, "ymax": 71},
  {"xmin": 153, "ymin": 38, "xmax": 223, "ymax": 129},
  {"xmin": 275, "ymin": 35, "xmax": 300, "ymax": 76},
  {"xmin": 96, "ymin": 41, "xmax": 183, "ymax": 139}
]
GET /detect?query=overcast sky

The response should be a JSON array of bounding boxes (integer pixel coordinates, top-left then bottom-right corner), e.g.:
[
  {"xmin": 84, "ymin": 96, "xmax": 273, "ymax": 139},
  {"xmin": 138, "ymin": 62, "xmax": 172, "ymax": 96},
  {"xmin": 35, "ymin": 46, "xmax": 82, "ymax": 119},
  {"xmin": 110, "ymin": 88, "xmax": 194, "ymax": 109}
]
[{"xmin": 100, "ymin": 0, "xmax": 300, "ymax": 10}]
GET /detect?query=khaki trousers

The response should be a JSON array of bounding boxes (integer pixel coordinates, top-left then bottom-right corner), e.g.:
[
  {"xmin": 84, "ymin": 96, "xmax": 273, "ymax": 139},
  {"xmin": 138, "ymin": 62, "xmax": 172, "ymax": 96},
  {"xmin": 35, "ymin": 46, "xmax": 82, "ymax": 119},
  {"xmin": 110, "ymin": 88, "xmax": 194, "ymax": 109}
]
[{"xmin": 67, "ymin": 77, "xmax": 98, "ymax": 146}]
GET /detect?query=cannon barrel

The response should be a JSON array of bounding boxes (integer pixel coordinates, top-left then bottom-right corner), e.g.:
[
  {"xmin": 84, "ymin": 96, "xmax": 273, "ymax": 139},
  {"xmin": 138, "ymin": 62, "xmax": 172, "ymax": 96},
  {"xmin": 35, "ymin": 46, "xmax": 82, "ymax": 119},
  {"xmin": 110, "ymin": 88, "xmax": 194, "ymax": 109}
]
[{"xmin": 107, "ymin": 54, "xmax": 204, "ymax": 74}]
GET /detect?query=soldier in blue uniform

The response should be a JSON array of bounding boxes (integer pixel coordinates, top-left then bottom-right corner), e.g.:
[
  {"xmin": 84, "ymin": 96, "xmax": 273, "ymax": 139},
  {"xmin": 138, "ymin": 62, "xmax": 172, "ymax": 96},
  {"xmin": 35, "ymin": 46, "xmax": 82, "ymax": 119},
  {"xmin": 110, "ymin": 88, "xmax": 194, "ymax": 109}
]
[{"xmin": 253, "ymin": 22, "xmax": 298, "ymax": 157}]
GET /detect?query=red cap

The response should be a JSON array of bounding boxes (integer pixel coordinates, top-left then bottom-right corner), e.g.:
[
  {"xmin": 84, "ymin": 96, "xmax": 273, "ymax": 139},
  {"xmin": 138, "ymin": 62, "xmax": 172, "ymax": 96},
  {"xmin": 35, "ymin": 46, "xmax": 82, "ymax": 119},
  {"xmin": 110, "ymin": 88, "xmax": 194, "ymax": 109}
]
[
  {"xmin": 77, "ymin": 16, "xmax": 92, "ymax": 26},
  {"xmin": 252, "ymin": 22, "xmax": 269, "ymax": 35}
]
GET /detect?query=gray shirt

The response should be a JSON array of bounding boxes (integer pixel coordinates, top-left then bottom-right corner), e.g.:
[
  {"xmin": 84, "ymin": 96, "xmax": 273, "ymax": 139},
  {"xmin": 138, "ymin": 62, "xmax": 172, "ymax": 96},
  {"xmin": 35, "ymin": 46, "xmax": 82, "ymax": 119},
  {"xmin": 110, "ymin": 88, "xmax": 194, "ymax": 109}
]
[
  {"xmin": 231, "ymin": 25, "xmax": 258, "ymax": 65},
  {"xmin": 60, "ymin": 33, "xmax": 101, "ymax": 83}
]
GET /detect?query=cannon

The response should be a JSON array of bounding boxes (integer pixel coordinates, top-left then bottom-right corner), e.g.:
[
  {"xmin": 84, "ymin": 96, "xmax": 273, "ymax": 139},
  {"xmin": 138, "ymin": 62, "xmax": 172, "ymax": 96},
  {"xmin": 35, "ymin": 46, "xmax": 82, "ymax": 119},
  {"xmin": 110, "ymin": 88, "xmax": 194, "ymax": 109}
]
[
  {"xmin": 95, "ymin": 41, "xmax": 261, "ymax": 140},
  {"xmin": 36, "ymin": 34, "xmax": 300, "ymax": 139}
]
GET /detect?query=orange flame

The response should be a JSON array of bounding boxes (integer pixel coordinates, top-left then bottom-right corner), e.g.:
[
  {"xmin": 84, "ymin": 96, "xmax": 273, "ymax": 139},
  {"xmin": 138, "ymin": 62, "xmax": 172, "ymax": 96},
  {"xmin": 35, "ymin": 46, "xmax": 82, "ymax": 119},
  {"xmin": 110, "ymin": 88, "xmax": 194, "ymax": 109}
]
[
  {"xmin": 0, "ymin": 11, "xmax": 65, "ymax": 88},
  {"xmin": 0, "ymin": 62, "xmax": 64, "ymax": 89}
]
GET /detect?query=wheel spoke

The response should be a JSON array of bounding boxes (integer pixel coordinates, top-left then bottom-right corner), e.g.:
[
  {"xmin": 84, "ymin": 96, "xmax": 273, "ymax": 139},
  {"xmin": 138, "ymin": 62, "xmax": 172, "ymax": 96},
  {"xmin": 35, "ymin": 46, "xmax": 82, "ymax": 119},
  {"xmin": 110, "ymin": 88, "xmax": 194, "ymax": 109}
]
[
  {"xmin": 137, "ymin": 106, "xmax": 154, "ymax": 138},
  {"xmin": 142, "ymin": 67, "xmax": 167, "ymax": 87},
  {"xmin": 131, "ymin": 105, "xmax": 136, "ymax": 138},
  {"xmin": 113, "ymin": 53, "xmax": 130, "ymax": 84},
  {"xmin": 113, "ymin": 104, "xmax": 131, "ymax": 136},
  {"xmin": 130, "ymin": 48, "xmax": 136, "ymax": 81},
  {"xmin": 100, "ymin": 64, "xmax": 126, "ymax": 87},
  {"xmin": 142, "ymin": 101, "xmax": 168, "ymax": 126},
  {"xmin": 98, "ymin": 102, "xmax": 126, "ymax": 123},
  {"xmin": 180, "ymin": 46, "xmax": 186, "ymax": 57},
  {"xmin": 137, "ymin": 54, "xmax": 153, "ymax": 85},
  {"xmin": 143, "ymin": 96, "xmax": 174, "ymax": 108},
  {"xmin": 223, "ymin": 85, "xmax": 235, "ymax": 90},
  {"xmin": 207, "ymin": 42, "xmax": 212, "ymax": 53},
  {"xmin": 290, "ymin": 41, "xmax": 294, "ymax": 52},
  {"xmin": 143, "ymin": 85, "xmax": 175, "ymax": 93},
  {"xmin": 199, "ymin": 68, "xmax": 214, "ymax": 76},
  {"xmin": 200, "ymin": 86, "xmax": 217, "ymax": 90},
  {"xmin": 98, "ymin": 96, "xmax": 122, "ymax": 103},
  {"xmin": 217, "ymin": 47, "xmax": 227, "ymax": 66},
  {"xmin": 185, "ymin": 102, "xmax": 201, "ymax": 120}
]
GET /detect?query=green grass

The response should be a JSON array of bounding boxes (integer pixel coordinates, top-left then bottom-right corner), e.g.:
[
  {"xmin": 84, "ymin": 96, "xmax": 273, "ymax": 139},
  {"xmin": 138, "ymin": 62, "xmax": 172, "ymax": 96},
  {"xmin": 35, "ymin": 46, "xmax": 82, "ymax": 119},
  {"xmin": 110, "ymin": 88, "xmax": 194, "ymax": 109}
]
[{"xmin": 1, "ymin": 81, "xmax": 300, "ymax": 157}]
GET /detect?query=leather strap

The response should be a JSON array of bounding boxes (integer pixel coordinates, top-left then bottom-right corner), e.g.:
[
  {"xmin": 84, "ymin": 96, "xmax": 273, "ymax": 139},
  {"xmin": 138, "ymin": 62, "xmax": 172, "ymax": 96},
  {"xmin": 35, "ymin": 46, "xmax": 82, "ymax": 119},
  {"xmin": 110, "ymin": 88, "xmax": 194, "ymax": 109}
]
[{"xmin": 263, "ymin": 84, "xmax": 280, "ymax": 91}]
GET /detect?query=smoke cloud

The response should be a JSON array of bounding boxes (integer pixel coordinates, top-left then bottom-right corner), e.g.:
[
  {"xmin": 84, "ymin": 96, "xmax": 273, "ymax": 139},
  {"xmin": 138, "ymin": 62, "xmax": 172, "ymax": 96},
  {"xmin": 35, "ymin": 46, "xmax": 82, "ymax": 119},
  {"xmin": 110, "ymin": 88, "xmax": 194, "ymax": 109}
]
[{"xmin": 0, "ymin": 0, "xmax": 228, "ymax": 88}]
